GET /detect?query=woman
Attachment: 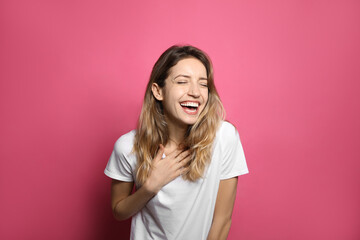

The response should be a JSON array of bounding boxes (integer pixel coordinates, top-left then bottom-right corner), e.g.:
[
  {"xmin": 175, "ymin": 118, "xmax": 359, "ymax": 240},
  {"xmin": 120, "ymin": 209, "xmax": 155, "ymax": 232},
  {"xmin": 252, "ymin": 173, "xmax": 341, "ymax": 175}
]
[{"xmin": 104, "ymin": 45, "xmax": 249, "ymax": 240}]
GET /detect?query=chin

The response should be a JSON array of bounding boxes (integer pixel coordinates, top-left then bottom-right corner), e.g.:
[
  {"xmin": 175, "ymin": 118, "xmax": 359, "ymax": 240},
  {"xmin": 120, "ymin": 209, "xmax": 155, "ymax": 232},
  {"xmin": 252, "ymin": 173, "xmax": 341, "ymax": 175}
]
[{"xmin": 181, "ymin": 117, "xmax": 200, "ymax": 126}]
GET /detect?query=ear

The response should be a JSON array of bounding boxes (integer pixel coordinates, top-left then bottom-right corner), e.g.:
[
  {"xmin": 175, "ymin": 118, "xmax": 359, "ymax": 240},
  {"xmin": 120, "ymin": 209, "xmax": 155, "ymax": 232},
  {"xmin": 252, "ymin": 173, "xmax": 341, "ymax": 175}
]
[{"xmin": 151, "ymin": 83, "xmax": 163, "ymax": 101}]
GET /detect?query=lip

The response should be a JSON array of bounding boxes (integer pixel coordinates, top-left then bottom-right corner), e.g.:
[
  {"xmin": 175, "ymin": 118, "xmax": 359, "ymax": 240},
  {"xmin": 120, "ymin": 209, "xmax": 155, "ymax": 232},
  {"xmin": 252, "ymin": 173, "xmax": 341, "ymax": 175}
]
[
  {"xmin": 180, "ymin": 100, "xmax": 201, "ymax": 106},
  {"xmin": 180, "ymin": 101, "xmax": 201, "ymax": 115}
]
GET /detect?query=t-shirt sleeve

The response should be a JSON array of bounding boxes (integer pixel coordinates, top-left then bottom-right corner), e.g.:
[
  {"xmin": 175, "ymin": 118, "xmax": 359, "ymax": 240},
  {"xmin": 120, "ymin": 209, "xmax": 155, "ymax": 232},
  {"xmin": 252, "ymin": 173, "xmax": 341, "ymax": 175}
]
[
  {"xmin": 220, "ymin": 122, "xmax": 249, "ymax": 180},
  {"xmin": 104, "ymin": 134, "xmax": 135, "ymax": 182}
]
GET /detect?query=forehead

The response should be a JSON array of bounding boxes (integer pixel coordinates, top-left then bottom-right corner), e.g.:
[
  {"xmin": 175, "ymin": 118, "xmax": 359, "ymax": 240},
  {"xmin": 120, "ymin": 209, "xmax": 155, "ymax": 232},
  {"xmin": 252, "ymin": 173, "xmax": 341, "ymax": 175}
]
[{"xmin": 168, "ymin": 58, "xmax": 207, "ymax": 77}]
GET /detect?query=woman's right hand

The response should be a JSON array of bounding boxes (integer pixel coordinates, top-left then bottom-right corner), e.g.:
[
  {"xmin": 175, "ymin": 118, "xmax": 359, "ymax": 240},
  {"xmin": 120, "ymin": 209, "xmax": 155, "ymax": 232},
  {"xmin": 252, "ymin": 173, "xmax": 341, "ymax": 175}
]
[{"xmin": 143, "ymin": 144, "xmax": 191, "ymax": 194}]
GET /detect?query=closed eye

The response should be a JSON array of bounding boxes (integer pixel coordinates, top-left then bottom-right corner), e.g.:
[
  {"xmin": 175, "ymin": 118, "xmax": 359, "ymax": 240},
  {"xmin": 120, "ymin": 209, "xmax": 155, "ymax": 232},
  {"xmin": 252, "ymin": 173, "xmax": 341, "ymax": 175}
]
[
  {"xmin": 177, "ymin": 80, "xmax": 188, "ymax": 84},
  {"xmin": 199, "ymin": 81, "xmax": 208, "ymax": 87}
]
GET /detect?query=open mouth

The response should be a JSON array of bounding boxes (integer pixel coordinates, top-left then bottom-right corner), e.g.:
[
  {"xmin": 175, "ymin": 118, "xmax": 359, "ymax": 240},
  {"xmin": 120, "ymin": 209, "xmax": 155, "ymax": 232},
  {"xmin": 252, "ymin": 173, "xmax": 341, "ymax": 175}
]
[{"xmin": 180, "ymin": 101, "xmax": 199, "ymax": 114}]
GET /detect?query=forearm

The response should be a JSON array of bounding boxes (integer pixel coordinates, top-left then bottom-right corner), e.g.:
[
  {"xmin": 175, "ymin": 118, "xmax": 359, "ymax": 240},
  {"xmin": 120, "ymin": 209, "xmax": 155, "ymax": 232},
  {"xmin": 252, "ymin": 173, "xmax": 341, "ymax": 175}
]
[
  {"xmin": 207, "ymin": 218, "xmax": 232, "ymax": 240},
  {"xmin": 113, "ymin": 183, "xmax": 156, "ymax": 221},
  {"xmin": 207, "ymin": 177, "xmax": 238, "ymax": 240}
]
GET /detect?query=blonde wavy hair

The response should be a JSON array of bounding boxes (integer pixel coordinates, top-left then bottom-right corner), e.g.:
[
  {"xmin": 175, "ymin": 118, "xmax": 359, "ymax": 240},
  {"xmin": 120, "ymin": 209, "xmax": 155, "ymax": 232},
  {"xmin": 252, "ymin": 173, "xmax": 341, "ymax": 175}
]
[{"xmin": 134, "ymin": 45, "xmax": 225, "ymax": 185}]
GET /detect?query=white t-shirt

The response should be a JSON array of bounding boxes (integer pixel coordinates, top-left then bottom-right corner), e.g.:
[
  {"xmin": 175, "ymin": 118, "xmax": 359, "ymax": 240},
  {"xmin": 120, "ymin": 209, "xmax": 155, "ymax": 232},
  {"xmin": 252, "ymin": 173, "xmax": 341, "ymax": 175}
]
[{"xmin": 104, "ymin": 121, "xmax": 249, "ymax": 240}]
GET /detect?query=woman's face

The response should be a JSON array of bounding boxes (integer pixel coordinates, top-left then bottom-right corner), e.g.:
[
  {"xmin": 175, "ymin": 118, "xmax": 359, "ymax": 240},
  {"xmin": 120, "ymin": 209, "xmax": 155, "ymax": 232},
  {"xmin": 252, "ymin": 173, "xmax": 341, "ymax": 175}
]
[{"xmin": 152, "ymin": 57, "xmax": 209, "ymax": 128}]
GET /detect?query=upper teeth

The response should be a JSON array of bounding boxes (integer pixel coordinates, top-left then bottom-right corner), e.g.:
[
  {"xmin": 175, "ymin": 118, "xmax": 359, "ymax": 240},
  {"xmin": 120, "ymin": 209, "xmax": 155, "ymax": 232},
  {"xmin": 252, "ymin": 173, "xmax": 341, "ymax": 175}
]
[{"xmin": 181, "ymin": 102, "xmax": 199, "ymax": 107}]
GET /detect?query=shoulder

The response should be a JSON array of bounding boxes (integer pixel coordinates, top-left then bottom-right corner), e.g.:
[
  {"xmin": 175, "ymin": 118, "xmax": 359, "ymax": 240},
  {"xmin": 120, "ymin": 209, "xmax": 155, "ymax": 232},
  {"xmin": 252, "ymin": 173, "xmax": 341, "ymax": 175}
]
[
  {"xmin": 217, "ymin": 121, "xmax": 238, "ymax": 138},
  {"xmin": 113, "ymin": 130, "xmax": 136, "ymax": 156},
  {"xmin": 215, "ymin": 121, "xmax": 241, "ymax": 147}
]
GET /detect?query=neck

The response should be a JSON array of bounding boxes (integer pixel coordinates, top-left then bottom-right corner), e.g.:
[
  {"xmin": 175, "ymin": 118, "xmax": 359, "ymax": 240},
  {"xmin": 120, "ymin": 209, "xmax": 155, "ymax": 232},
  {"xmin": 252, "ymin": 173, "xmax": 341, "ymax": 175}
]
[{"xmin": 166, "ymin": 118, "xmax": 187, "ymax": 146}]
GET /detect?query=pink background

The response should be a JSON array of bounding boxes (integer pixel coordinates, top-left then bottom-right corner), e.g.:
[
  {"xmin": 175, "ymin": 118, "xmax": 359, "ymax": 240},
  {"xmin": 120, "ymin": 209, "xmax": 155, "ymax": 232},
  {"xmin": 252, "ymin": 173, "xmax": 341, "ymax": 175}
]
[{"xmin": 1, "ymin": 0, "xmax": 359, "ymax": 239}]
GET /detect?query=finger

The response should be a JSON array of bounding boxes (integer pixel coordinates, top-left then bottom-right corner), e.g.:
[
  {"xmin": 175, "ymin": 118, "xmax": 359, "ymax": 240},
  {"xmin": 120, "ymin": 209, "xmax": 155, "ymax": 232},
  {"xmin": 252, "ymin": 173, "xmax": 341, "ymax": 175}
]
[
  {"xmin": 179, "ymin": 155, "xmax": 192, "ymax": 167},
  {"xmin": 167, "ymin": 148, "xmax": 183, "ymax": 158},
  {"xmin": 182, "ymin": 167, "xmax": 190, "ymax": 174},
  {"xmin": 153, "ymin": 144, "xmax": 165, "ymax": 162},
  {"xmin": 177, "ymin": 144, "xmax": 187, "ymax": 151},
  {"xmin": 175, "ymin": 150, "xmax": 191, "ymax": 160},
  {"xmin": 177, "ymin": 166, "xmax": 190, "ymax": 177}
]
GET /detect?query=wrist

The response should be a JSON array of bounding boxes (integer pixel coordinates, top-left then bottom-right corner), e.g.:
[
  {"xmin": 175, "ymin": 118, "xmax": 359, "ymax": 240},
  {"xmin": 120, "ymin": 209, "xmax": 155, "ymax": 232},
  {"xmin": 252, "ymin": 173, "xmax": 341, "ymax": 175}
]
[{"xmin": 142, "ymin": 180, "xmax": 159, "ymax": 196}]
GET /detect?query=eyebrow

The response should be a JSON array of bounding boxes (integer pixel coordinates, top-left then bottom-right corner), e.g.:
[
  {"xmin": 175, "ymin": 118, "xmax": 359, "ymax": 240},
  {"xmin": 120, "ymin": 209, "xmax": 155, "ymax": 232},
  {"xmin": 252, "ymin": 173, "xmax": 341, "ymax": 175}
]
[{"xmin": 173, "ymin": 74, "xmax": 208, "ymax": 80}]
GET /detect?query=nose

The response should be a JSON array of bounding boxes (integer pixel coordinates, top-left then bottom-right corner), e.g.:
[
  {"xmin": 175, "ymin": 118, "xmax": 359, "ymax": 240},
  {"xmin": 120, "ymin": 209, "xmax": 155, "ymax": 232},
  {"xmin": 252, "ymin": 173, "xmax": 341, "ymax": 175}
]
[{"xmin": 188, "ymin": 81, "xmax": 200, "ymax": 98}]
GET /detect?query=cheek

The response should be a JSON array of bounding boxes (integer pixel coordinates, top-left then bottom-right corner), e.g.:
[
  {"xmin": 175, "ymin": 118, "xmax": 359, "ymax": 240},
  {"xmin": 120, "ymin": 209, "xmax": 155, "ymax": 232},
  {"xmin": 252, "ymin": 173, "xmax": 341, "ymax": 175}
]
[
  {"xmin": 164, "ymin": 95, "xmax": 179, "ymax": 110},
  {"xmin": 202, "ymin": 90, "xmax": 209, "ymax": 102}
]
